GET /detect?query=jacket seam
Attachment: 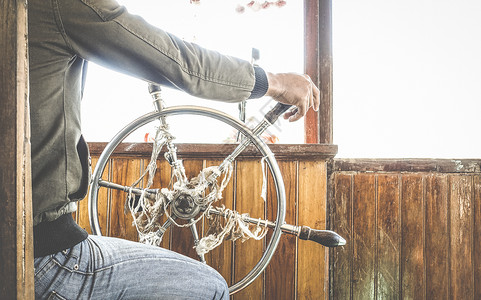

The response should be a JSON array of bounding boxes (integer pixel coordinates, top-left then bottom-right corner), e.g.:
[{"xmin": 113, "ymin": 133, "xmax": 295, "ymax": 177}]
[
  {"xmin": 62, "ymin": 69, "xmax": 69, "ymax": 200},
  {"xmin": 51, "ymin": 0, "xmax": 75, "ymax": 53}
]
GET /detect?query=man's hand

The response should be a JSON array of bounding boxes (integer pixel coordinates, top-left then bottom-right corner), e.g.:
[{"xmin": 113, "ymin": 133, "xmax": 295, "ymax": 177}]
[{"xmin": 265, "ymin": 72, "xmax": 320, "ymax": 122}]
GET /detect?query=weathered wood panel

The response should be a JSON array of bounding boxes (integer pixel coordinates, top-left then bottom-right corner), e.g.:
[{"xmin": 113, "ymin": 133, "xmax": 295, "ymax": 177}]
[
  {"xmin": 297, "ymin": 161, "xmax": 327, "ymax": 299},
  {"xmin": 77, "ymin": 157, "xmax": 110, "ymax": 234},
  {"xmin": 424, "ymin": 175, "xmax": 448, "ymax": 299},
  {"xmin": 204, "ymin": 159, "xmax": 234, "ymax": 286},
  {"xmin": 233, "ymin": 160, "xmax": 265, "ymax": 300},
  {"xmin": 474, "ymin": 176, "xmax": 481, "ymax": 300},
  {"xmin": 352, "ymin": 174, "xmax": 376, "ymax": 299},
  {"xmin": 151, "ymin": 159, "xmax": 172, "ymax": 250},
  {"xmin": 79, "ymin": 144, "xmax": 333, "ymax": 299},
  {"xmin": 376, "ymin": 175, "xmax": 400, "ymax": 299},
  {"xmin": 449, "ymin": 175, "xmax": 474, "ymax": 299},
  {"xmin": 329, "ymin": 173, "xmax": 352, "ymax": 300},
  {"xmin": 401, "ymin": 175, "xmax": 424, "ymax": 299},
  {"xmin": 265, "ymin": 160, "xmax": 297, "ymax": 300},
  {"xmin": 329, "ymin": 159, "xmax": 481, "ymax": 300},
  {"xmin": 109, "ymin": 158, "xmax": 142, "ymax": 242},
  {"xmin": 170, "ymin": 160, "xmax": 204, "ymax": 260}
]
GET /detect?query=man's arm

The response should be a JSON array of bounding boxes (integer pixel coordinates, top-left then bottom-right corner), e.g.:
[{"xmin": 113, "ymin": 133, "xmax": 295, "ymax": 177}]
[{"xmin": 58, "ymin": 0, "xmax": 317, "ymax": 120}]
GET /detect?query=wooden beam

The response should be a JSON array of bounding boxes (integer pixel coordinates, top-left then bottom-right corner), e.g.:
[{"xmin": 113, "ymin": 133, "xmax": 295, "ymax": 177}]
[
  {"xmin": 331, "ymin": 159, "xmax": 481, "ymax": 174},
  {"xmin": 304, "ymin": 0, "xmax": 333, "ymax": 144},
  {"xmin": 0, "ymin": 0, "xmax": 34, "ymax": 299},
  {"xmin": 86, "ymin": 142, "xmax": 338, "ymax": 160}
]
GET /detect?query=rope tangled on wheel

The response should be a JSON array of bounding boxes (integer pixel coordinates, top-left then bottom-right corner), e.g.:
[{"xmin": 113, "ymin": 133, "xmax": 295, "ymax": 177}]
[{"xmin": 125, "ymin": 123, "xmax": 268, "ymax": 255}]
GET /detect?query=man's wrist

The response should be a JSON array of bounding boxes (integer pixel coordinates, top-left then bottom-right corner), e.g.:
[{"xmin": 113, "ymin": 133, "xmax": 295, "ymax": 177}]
[{"xmin": 248, "ymin": 66, "xmax": 269, "ymax": 99}]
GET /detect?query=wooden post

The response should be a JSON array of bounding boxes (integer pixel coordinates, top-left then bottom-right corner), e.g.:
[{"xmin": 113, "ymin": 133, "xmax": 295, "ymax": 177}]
[
  {"xmin": 304, "ymin": 0, "xmax": 333, "ymax": 144},
  {"xmin": 0, "ymin": 0, "xmax": 34, "ymax": 299}
]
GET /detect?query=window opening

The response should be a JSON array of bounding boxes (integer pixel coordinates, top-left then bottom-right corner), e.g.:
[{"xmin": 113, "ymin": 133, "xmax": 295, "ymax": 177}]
[
  {"xmin": 333, "ymin": 0, "xmax": 481, "ymax": 158},
  {"xmin": 81, "ymin": 0, "xmax": 304, "ymax": 143}
]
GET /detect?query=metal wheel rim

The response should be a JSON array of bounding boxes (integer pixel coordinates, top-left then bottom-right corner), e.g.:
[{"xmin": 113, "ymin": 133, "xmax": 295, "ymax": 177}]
[{"xmin": 88, "ymin": 105, "xmax": 286, "ymax": 294}]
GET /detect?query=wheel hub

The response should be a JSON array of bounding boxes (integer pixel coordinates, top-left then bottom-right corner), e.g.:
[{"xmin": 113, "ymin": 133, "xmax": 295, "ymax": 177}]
[{"xmin": 171, "ymin": 193, "xmax": 201, "ymax": 219}]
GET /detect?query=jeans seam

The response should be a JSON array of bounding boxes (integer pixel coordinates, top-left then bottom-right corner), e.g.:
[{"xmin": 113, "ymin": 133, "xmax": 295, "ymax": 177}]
[
  {"xmin": 35, "ymin": 258, "xmax": 56, "ymax": 278},
  {"xmin": 53, "ymin": 254, "xmax": 206, "ymax": 275}
]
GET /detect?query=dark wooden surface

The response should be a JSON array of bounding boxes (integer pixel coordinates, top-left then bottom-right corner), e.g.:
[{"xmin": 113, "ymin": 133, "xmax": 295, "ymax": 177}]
[
  {"xmin": 329, "ymin": 159, "xmax": 481, "ymax": 300},
  {"xmin": 424, "ymin": 175, "xmax": 449, "ymax": 298},
  {"xmin": 0, "ymin": 0, "xmax": 34, "ymax": 298},
  {"xmin": 376, "ymin": 174, "xmax": 400, "ymax": 299},
  {"xmin": 330, "ymin": 174, "xmax": 352, "ymax": 299},
  {"xmin": 352, "ymin": 174, "xmax": 376, "ymax": 299}
]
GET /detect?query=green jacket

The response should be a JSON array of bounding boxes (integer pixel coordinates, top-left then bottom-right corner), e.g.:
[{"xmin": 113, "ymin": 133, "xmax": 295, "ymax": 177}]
[{"xmin": 29, "ymin": 0, "xmax": 267, "ymax": 225}]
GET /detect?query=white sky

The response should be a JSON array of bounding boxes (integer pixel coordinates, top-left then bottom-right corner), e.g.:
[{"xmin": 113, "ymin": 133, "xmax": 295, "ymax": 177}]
[
  {"xmin": 82, "ymin": 0, "xmax": 481, "ymax": 158},
  {"xmin": 333, "ymin": 0, "xmax": 481, "ymax": 158}
]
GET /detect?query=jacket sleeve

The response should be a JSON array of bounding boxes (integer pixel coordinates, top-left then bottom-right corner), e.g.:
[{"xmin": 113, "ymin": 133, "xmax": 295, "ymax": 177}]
[{"xmin": 56, "ymin": 0, "xmax": 262, "ymax": 102}]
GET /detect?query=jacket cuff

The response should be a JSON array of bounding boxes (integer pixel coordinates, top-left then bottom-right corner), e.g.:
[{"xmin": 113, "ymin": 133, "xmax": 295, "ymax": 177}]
[{"xmin": 248, "ymin": 66, "xmax": 269, "ymax": 99}]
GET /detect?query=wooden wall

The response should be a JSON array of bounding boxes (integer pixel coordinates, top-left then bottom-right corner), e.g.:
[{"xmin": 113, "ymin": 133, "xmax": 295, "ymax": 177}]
[
  {"xmin": 328, "ymin": 159, "xmax": 481, "ymax": 300},
  {"xmin": 77, "ymin": 143, "xmax": 337, "ymax": 299}
]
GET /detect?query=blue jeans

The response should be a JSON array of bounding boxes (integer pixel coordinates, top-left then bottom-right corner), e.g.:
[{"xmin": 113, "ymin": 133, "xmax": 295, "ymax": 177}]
[{"xmin": 34, "ymin": 235, "xmax": 229, "ymax": 300}]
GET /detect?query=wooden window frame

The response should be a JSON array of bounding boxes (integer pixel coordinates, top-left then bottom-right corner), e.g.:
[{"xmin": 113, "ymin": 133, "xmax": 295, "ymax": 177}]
[{"xmin": 304, "ymin": 0, "xmax": 333, "ymax": 144}]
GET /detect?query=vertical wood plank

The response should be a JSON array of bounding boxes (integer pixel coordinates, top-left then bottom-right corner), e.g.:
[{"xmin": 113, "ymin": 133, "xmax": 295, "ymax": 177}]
[
  {"xmin": 474, "ymin": 175, "xmax": 481, "ymax": 300},
  {"xmin": 204, "ymin": 159, "xmax": 234, "ymax": 286},
  {"xmin": 424, "ymin": 175, "xmax": 448, "ymax": 299},
  {"xmin": 109, "ymin": 158, "xmax": 142, "ymax": 242},
  {"xmin": 77, "ymin": 157, "xmax": 110, "ymax": 235},
  {"xmin": 352, "ymin": 174, "xmax": 376, "ymax": 299},
  {"xmin": 151, "ymin": 158, "xmax": 173, "ymax": 250},
  {"xmin": 170, "ymin": 160, "xmax": 204, "ymax": 260},
  {"xmin": 449, "ymin": 175, "xmax": 474, "ymax": 300},
  {"xmin": 234, "ymin": 160, "xmax": 265, "ymax": 300},
  {"xmin": 330, "ymin": 173, "xmax": 352, "ymax": 300},
  {"xmin": 265, "ymin": 160, "xmax": 297, "ymax": 300},
  {"xmin": 297, "ymin": 161, "xmax": 327, "ymax": 299},
  {"xmin": 377, "ymin": 174, "xmax": 400, "ymax": 299},
  {"xmin": 401, "ymin": 175, "xmax": 424, "ymax": 299},
  {"xmin": 0, "ymin": 0, "xmax": 34, "ymax": 298}
]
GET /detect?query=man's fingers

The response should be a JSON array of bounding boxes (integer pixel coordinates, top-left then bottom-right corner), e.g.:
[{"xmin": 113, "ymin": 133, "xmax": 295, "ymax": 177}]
[
  {"xmin": 312, "ymin": 83, "xmax": 320, "ymax": 112},
  {"xmin": 304, "ymin": 74, "xmax": 319, "ymax": 112},
  {"xmin": 289, "ymin": 103, "xmax": 306, "ymax": 122},
  {"xmin": 282, "ymin": 107, "xmax": 297, "ymax": 119}
]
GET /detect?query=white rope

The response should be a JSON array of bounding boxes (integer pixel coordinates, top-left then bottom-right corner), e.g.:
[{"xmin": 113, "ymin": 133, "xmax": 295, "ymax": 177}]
[
  {"xmin": 125, "ymin": 122, "xmax": 268, "ymax": 253},
  {"xmin": 195, "ymin": 206, "xmax": 269, "ymax": 256}
]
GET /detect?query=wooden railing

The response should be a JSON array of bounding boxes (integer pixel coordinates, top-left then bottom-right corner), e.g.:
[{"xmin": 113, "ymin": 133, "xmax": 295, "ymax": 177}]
[
  {"xmin": 77, "ymin": 143, "xmax": 337, "ymax": 299},
  {"xmin": 328, "ymin": 159, "xmax": 481, "ymax": 300},
  {"xmin": 77, "ymin": 146, "xmax": 481, "ymax": 299}
]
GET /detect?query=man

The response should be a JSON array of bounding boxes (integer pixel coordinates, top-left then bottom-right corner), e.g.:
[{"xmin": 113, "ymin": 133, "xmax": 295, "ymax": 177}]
[{"xmin": 30, "ymin": 0, "xmax": 319, "ymax": 299}]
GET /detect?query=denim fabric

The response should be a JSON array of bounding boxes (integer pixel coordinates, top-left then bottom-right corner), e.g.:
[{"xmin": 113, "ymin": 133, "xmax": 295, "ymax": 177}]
[{"xmin": 34, "ymin": 235, "xmax": 229, "ymax": 300}]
